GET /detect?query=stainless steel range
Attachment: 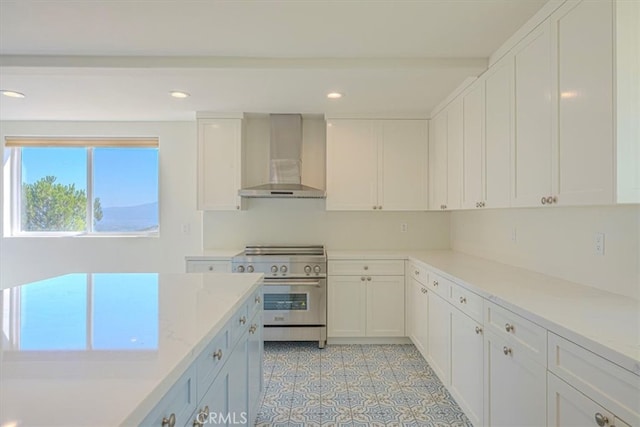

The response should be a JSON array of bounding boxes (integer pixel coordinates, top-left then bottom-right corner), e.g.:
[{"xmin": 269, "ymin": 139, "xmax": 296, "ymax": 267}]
[{"xmin": 232, "ymin": 245, "xmax": 327, "ymax": 348}]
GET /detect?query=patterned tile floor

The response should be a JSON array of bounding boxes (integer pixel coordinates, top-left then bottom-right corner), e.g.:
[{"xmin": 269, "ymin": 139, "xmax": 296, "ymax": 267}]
[{"xmin": 255, "ymin": 342, "xmax": 472, "ymax": 427}]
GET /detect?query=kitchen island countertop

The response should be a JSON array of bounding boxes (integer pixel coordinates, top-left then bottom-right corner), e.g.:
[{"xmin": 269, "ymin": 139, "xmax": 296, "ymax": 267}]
[{"xmin": 0, "ymin": 272, "xmax": 263, "ymax": 427}]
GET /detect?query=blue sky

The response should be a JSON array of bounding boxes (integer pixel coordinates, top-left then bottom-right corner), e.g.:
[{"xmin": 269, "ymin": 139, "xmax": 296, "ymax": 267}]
[{"xmin": 22, "ymin": 147, "xmax": 158, "ymax": 208}]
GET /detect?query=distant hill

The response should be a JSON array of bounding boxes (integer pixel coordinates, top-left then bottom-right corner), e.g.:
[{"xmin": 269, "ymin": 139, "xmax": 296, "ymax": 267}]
[{"xmin": 95, "ymin": 202, "xmax": 158, "ymax": 232}]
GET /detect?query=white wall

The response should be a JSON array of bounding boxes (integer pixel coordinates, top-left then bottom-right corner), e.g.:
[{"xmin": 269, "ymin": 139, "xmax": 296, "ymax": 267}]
[
  {"xmin": 203, "ymin": 116, "xmax": 451, "ymax": 251},
  {"xmin": 450, "ymin": 205, "xmax": 640, "ymax": 299},
  {"xmin": 0, "ymin": 121, "xmax": 202, "ymax": 288}
]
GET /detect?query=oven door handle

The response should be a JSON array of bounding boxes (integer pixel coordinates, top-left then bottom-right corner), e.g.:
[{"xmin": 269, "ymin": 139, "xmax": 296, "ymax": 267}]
[{"xmin": 264, "ymin": 281, "xmax": 322, "ymax": 287}]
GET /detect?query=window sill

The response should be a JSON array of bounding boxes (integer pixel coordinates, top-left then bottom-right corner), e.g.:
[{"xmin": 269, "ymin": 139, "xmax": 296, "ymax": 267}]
[{"xmin": 5, "ymin": 232, "xmax": 160, "ymax": 239}]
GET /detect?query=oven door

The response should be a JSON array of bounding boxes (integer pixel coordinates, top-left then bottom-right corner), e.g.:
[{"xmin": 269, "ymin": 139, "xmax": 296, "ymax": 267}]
[{"xmin": 262, "ymin": 278, "xmax": 326, "ymax": 326}]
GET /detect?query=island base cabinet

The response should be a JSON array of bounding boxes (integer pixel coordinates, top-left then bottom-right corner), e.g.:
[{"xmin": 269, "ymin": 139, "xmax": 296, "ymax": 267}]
[
  {"xmin": 547, "ymin": 373, "xmax": 631, "ymax": 427},
  {"xmin": 484, "ymin": 330, "xmax": 546, "ymax": 427},
  {"xmin": 248, "ymin": 316, "xmax": 264, "ymax": 424},
  {"xmin": 450, "ymin": 308, "xmax": 484, "ymax": 427}
]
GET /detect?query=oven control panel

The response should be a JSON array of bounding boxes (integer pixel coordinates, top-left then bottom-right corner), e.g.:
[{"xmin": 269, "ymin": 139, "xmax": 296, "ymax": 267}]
[{"xmin": 232, "ymin": 261, "xmax": 326, "ymax": 277}]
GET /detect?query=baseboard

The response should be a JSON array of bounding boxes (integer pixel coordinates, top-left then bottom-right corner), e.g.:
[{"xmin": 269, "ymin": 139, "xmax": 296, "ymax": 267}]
[{"xmin": 327, "ymin": 337, "xmax": 412, "ymax": 345}]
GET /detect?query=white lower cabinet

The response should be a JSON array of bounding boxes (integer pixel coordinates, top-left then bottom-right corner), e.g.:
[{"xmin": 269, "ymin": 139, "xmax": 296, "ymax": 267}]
[
  {"xmin": 247, "ymin": 316, "xmax": 264, "ymax": 424},
  {"xmin": 409, "ymin": 277, "xmax": 429, "ymax": 359},
  {"xmin": 186, "ymin": 260, "xmax": 231, "ymax": 273},
  {"xmin": 328, "ymin": 259, "xmax": 405, "ymax": 338},
  {"xmin": 548, "ymin": 373, "xmax": 631, "ymax": 427},
  {"xmin": 427, "ymin": 291, "xmax": 451, "ymax": 385},
  {"xmin": 450, "ymin": 307, "xmax": 484, "ymax": 427},
  {"xmin": 484, "ymin": 329, "xmax": 546, "ymax": 427}
]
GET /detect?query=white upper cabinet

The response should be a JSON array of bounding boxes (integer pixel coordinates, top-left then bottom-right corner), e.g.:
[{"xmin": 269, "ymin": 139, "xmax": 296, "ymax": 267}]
[
  {"xmin": 511, "ymin": 22, "xmax": 554, "ymax": 208},
  {"xmin": 326, "ymin": 118, "xmax": 428, "ymax": 211},
  {"xmin": 429, "ymin": 110, "xmax": 449, "ymax": 210},
  {"xmin": 197, "ymin": 116, "xmax": 245, "ymax": 211},
  {"xmin": 447, "ymin": 99, "xmax": 463, "ymax": 210},
  {"xmin": 483, "ymin": 57, "xmax": 513, "ymax": 209},
  {"xmin": 461, "ymin": 81, "xmax": 485, "ymax": 209}
]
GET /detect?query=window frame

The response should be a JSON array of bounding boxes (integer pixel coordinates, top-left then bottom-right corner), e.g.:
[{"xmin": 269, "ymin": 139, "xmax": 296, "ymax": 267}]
[{"xmin": 6, "ymin": 138, "xmax": 159, "ymax": 237}]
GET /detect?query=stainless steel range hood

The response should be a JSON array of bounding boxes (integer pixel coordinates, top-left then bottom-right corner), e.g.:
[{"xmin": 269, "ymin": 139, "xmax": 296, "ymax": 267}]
[{"xmin": 238, "ymin": 114, "xmax": 326, "ymax": 199}]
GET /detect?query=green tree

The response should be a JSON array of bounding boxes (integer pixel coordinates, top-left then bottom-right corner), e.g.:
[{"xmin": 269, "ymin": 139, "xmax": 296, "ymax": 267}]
[{"xmin": 22, "ymin": 176, "xmax": 103, "ymax": 232}]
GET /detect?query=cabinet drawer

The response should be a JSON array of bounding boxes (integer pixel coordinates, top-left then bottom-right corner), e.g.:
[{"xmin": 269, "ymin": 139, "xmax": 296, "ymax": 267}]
[
  {"xmin": 196, "ymin": 323, "xmax": 231, "ymax": 395},
  {"xmin": 485, "ymin": 300, "xmax": 546, "ymax": 366},
  {"xmin": 186, "ymin": 260, "xmax": 231, "ymax": 273},
  {"xmin": 451, "ymin": 284, "xmax": 483, "ymax": 324},
  {"xmin": 406, "ymin": 261, "xmax": 428, "ymax": 285},
  {"xmin": 548, "ymin": 333, "xmax": 640, "ymax": 425},
  {"xmin": 329, "ymin": 259, "xmax": 405, "ymax": 276},
  {"xmin": 141, "ymin": 365, "xmax": 197, "ymax": 427},
  {"xmin": 427, "ymin": 271, "xmax": 452, "ymax": 299}
]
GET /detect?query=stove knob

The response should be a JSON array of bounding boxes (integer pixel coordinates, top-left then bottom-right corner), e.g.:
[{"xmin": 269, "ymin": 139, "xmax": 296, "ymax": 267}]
[
  {"xmin": 304, "ymin": 265, "xmax": 312, "ymax": 274},
  {"xmin": 247, "ymin": 265, "xmax": 254, "ymax": 273},
  {"xmin": 237, "ymin": 265, "xmax": 245, "ymax": 273},
  {"xmin": 313, "ymin": 265, "xmax": 322, "ymax": 274},
  {"xmin": 280, "ymin": 265, "xmax": 288, "ymax": 273},
  {"xmin": 271, "ymin": 265, "xmax": 278, "ymax": 273}
]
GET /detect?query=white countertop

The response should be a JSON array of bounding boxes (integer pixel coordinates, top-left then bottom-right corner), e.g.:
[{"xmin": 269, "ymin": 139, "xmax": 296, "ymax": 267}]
[
  {"xmin": 329, "ymin": 250, "xmax": 640, "ymax": 375},
  {"xmin": 185, "ymin": 249, "xmax": 243, "ymax": 261},
  {"xmin": 0, "ymin": 272, "xmax": 263, "ymax": 427}
]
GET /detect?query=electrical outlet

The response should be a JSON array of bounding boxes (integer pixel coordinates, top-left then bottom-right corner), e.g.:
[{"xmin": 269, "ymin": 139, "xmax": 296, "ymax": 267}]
[
  {"xmin": 182, "ymin": 223, "xmax": 191, "ymax": 235},
  {"xmin": 400, "ymin": 223, "xmax": 408, "ymax": 233},
  {"xmin": 594, "ymin": 232, "xmax": 605, "ymax": 256}
]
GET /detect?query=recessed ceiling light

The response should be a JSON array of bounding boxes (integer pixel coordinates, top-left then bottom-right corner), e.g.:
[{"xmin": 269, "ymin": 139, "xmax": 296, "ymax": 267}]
[
  {"xmin": 170, "ymin": 91, "xmax": 190, "ymax": 99},
  {"xmin": 1, "ymin": 90, "xmax": 25, "ymax": 98},
  {"xmin": 327, "ymin": 92, "xmax": 343, "ymax": 99}
]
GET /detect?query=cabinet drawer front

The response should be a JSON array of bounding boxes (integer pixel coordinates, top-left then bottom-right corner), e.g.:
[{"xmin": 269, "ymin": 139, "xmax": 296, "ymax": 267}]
[
  {"xmin": 548, "ymin": 333, "xmax": 640, "ymax": 425},
  {"xmin": 485, "ymin": 301, "xmax": 546, "ymax": 366},
  {"xmin": 196, "ymin": 324, "xmax": 231, "ymax": 394},
  {"xmin": 427, "ymin": 271, "xmax": 452, "ymax": 299},
  {"xmin": 407, "ymin": 261, "xmax": 428, "ymax": 285},
  {"xmin": 451, "ymin": 284, "xmax": 483, "ymax": 324},
  {"xmin": 329, "ymin": 259, "xmax": 405, "ymax": 276},
  {"xmin": 186, "ymin": 260, "xmax": 231, "ymax": 273},
  {"xmin": 142, "ymin": 365, "xmax": 197, "ymax": 427}
]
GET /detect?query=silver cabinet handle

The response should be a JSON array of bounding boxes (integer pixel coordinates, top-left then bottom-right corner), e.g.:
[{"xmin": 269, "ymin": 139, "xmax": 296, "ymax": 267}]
[
  {"xmin": 378, "ymin": 205, "xmax": 382, "ymax": 210},
  {"xmin": 366, "ymin": 277, "xmax": 371, "ymax": 281},
  {"xmin": 236, "ymin": 205, "xmax": 240, "ymax": 210},
  {"xmin": 212, "ymin": 349, "xmax": 223, "ymax": 360},
  {"xmin": 459, "ymin": 296, "xmax": 467, "ymax": 304},
  {"xmin": 421, "ymin": 287, "xmax": 427, "ymax": 294},
  {"xmin": 433, "ymin": 280, "xmax": 439, "ymax": 287},
  {"xmin": 546, "ymin": 196, "xmax": 557, "ymax": 204},
  {"xmin": 373, "ymin": 206, "xmax": 377, "ymax": 210},
  {"xmin": 364, "ymin": 266, "xmax": 369, "ymax": 270},
  {"xmin": 361, "ymin": 276, "xmax": 366, "ymax": 281},
  {"xmin": 541, "ymin": 197, "xmax": 547, "ymax": 205},
  {"xmin": 162, "ymin": 413, "xmax": 176, "ymax": 427},
  {"xmin": 503, "ymin": 346, "xmax": 512, "ymax": 356},
  {"xmin": 594, "ymin": 413, "xmax": 609, "ymax": 426},
  {"xmin": 505, "ymin": 323, "xmax": 514, "ymax": 333},
  {"xmin": 249, "ymin": 324, "xmax": 258, "ymax": 334},
  {"xmin": 414, "ymin": 270, "xmax": 419, "ymax": 275},
  {"xmin": 208, "ymin": 266, "xmax": 214, "ymax": 271},
  {"xmin": 255, "ymin": 295, "xmax": 262, "ymax": 304},
  {"xmin": 475, "ymin": 326, "xmax": 483, "ymax": 334},
  {"xmin": 239, "ymin": 316, "xmax": 247, "ymax": 325}
]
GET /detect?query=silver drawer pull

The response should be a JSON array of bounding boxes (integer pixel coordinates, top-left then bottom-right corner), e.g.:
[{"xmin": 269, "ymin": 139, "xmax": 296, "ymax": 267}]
[
  {"xmin": 162, "ymin": 413, "xmax": 176, "ymax": 427},
  {"xmin": 239, "ymin": 316, "xmax": 247, "ymax": 325},
  {"xmin": 208, "ymin": 266, "xmax": 214, "ymax": 271},
  {"xmin": 505, "ymin": 323, "xmax": 514, "ymax": 333},
  {"xmin": 212, "ymin": 349, "xmax": 223, "ymax": 360},
  {"xmin": 503, "ymin": 346, "xmax": 512, "ymax": 356},
  {"xmin": 249, "ymin": 324, "xmax": 258, "ymax": 334},
  {"xmin": 475, "ymin": 326, "xmax": 483, "ymax": 334},
  {"xmin": 433, "ymin": 280, "xmax": 439, "ymax": 287},
  {"xmin": 255, "ymin": 296, "xmax": 262, "ymax": 304},
  {"xmin": 265, "ymin": 281, "xmax": 322, "ymax": 287},
  {"xmin": 361, "ymin": 276, "xmax": 366, "ymax": 281},
  {"xmin": 594, "ymin": 413, "xmax": 609, "ymax": 426},
  {"xmin": 414, "ymin": 270, "xmax": 419, "ymax": 275},
  {"xmin": 366, "ymin": 276, "xmax": 371, "ymax": 281},
  {"xmin": 459, "ymin": 296, "xmax": 466, "ymax": 304},
  {"xmin": 364, "ymin": 266, "xmax": 369, "ymax": 270}
]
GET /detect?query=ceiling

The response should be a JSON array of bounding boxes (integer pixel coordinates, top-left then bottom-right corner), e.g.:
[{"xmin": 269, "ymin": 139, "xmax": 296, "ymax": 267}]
[{"xmin": 0, "ymin": 0, "xmax": 547, "ymax": 121}]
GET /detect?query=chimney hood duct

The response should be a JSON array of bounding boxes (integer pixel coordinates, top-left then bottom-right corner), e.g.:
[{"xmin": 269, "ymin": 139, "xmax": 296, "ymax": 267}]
[{"xmin": 238, "ymin": 114, "xmax": 326, "ymax": 198}]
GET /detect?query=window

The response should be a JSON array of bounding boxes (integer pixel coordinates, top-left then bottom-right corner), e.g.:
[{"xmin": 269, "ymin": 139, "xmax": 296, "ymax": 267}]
[{"xmin": 5, "ymin": 137, "xmax": 159, "ymax": 235}]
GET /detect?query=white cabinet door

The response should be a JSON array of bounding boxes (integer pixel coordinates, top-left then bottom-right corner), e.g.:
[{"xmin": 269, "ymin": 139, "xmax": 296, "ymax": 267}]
[
  {"xmin": 326, "ymin": 120, "xmax": 378, "ymax": 210},
  {"xmin": 554, "ymin": 0, "xmax": 614, "ymax": 205},
  {"xmin": 366, "ymin": 275, "xmax": 405, "ymax": 337},
  {"xmin": 247, "ymin": 316, "xmax": 263, "ymax": 425},
  {"xmin": 229, "ymin": 336, "xmax": 249, "ymax": 426},
  {"xmin": 200, "ymin": 359, "xmax": 231, "ymax": 427},
  {"xmin": 409, "ymin": 278, "xmax": 429, "ymax": 359},
  {"xmin": 484, "ymin": 330, "xmax": 546, "ymax": 427},
  {"xmin": 548, "ymin": 372, "xmax": 616, "ymax": 427},
  {"xmin": 462, "ymin": 82, "xmax": 485, "ymax": 209},
  {"xmin": 450, "ymin": 308, "xmax": 484, "ymax": 427},
  {"xmin": 511, "ymin": 23, "xmax": 553, "ymax": 208},
  {"xmin": 197, "ymin": 119, "xmax": 244, "ymax": 211},
  {"xmin": 379, "ymin": 120, "xmax": 428, "ymax": 210},
  {"xmin": 427, "ymin": 291, "xmax": 451, "ymax": 385},
  {"xmin": 429, "ymin": 111, "xmax": 448, "ymax": 210},
  {"xmin": 484, "ymin": 57, "xmax": 513, "ymax": 209},
  {"xmin": 328, "ymin": 276, "xmax": 367, "ymax": 337},
  {"xmin": 446, "ymin": 99, "xmax": 463, "ymax": 210}
]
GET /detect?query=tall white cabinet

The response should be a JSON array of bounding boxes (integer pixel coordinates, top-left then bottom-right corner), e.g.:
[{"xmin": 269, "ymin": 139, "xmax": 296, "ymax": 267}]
[
  {"xmin": 326, "ymin": 118, "xmax": 428, "ymax": 211},
  {"xmin": 197, "ymin": 113, "xmax": 245, "ymax": 211}
]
